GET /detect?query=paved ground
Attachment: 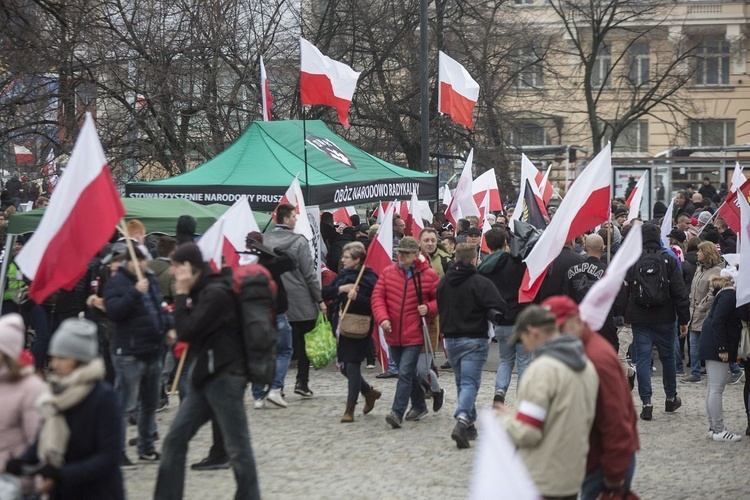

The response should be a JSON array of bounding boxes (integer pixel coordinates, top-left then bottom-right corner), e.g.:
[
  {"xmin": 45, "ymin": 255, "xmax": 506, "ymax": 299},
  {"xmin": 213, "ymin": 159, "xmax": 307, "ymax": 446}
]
[{"xmin": 125, "ymin": 349, "xmax": 750, "ymax": 499}]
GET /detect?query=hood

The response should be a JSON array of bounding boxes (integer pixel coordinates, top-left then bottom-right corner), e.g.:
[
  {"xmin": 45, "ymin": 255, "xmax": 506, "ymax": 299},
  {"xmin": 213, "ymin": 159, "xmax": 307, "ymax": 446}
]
[
  {"xmin": 445, "ymin": 263, "xmax": 477, "ymax": 286},
  {"xmin": 534, "ymin": 335, "xmax": 588, "ymax": 372},
  {"xmin": 478, "ymin": 250, "xmax": 506, "ymax": 273}
]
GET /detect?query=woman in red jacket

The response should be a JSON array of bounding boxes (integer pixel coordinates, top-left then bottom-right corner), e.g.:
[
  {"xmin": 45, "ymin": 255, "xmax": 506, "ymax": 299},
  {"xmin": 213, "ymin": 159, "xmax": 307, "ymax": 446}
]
[{"xmin": 371, "ymin": 236, "xmax": 439, "ymax": 429}]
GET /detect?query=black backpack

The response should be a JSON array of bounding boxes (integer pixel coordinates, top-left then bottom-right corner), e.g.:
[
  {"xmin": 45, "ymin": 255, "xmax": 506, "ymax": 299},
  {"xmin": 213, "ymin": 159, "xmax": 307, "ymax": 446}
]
[{"xmin": 633, "ymin": 250, "xmax": 671, "ymax": 307}]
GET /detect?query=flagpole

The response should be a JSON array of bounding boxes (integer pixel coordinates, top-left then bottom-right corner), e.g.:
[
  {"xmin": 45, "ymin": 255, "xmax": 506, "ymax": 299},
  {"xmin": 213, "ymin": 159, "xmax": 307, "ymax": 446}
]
[{"xmin": 302, "ymin": 106, "xmax": 311, "ymax": 203}]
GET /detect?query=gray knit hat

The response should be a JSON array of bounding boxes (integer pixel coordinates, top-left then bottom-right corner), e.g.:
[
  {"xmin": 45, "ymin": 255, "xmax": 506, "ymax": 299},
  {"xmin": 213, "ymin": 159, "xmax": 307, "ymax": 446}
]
[{"xmin": 49, "ymin": 318, "xmax": 99, "ymax": 363}]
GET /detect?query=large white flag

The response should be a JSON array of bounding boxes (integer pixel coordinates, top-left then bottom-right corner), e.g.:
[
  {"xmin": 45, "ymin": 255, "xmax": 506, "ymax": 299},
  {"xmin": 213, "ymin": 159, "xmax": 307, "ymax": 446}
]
[
  {"xmin": 660, "ymin": 197, "xmax": 676, "ymax": 249},
  {"xmin": 737, "ymin": 190, "xmax": 750, "ymax": 307},
  {"xmin": 579, "ymin": 224, "xmax": 643, "ymax": 331},
  {"xmin": 198, "ymin": 196, "xmax": 260, "ymax": 270},
  {"xmin": 625, "ymin": 171, "xmax": 647, "ymax": 223},
  {"xmin": 446, "ymin": 149, "xmax": 480, "ymax": 227}
]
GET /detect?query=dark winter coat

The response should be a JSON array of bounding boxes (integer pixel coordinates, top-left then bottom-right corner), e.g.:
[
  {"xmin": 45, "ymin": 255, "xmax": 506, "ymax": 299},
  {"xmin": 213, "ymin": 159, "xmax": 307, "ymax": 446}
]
[
  {"xmin": 22, "ymin": 382, "xmax": 124, "ymax": 500},
  {"xmin": 437, "ymin": 263, "xmax": 506, "ymax": 338},
  {"xmin": 699, "ymin": 287, "xmax": 743, "ymax": 362},
  {"xmin": 322, "ymin": 266, "xmax": 378, "ymax": 363},
  {"xmin": 477, "ymin": 250, "xmax": 527, "ymax": 325},
  {"xmin": 174, "ymin": 268, "xmax": 246, "ymax": 387},
  {"xmin": 538, "ymin": 247, "xmax": 585, "ymax": 302},
  {"xmin": 371, "ymin": 257, "xmax": 439, "ymax": 347},
  {"xmin": 104, "ymin": 267, "xmax": 171, "ymax": 359}
]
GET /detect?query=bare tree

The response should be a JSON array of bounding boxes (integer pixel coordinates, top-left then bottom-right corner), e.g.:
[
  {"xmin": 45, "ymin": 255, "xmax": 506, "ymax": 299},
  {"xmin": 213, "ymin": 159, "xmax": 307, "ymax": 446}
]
[{"xmin": 546, "ymin": 0, "xmax": 697, "ymax": 155}]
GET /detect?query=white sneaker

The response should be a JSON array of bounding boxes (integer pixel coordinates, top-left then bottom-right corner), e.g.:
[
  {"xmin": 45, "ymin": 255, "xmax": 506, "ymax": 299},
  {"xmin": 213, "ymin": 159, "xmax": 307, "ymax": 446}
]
[
  {"xmin": 266, "ymin": 388, "xmax": 288, "ymax": 408},
  {"xmin": 712, "ymin": 430, "xmax": 742, "ymax": 442},
  {"xmin": 253, "ymin": 398, "xmax": 265, "ymax": 410},
  {"xmin": 706, "ymin": 429, "xmax": 714, "ymax": 439}
]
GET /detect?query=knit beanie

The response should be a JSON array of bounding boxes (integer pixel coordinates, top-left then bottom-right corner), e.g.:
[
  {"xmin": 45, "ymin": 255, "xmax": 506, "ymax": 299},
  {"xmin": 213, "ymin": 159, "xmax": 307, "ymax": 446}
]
[
  {"xmin": 48, "ymin": 318, "xmax": 99, "ymax": 363},
  {"xmin": 0, "ymin": 313, "xmax": 25, "ymax": 360}
]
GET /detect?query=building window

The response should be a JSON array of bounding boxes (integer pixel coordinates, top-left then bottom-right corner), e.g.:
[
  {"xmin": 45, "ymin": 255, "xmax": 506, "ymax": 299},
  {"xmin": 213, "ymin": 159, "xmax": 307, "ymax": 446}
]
[
  {"xmin": 509, "ymin": 123, "xmax": 548, "ymax": 147},
  {"xmin": 628, "ymin": 42, "xmax": 650, "ymax": 87},
  {"xmin": 517, "ymin": 47, "xmax": 544, "ymax": 88},
  {"xmin": 592, "ymin": 44, "xmax": 611, "ymax": 88},
  {"xmin": 694, "ymin": 40, "xmax": 730, "ymax": 86},
  {"xmin": 690, "ymin": 120, "xmax": 735, "ymax": 147},
  {"xmin": 616, "ymin": 120, "xmax": 649, "ymax": 153}
]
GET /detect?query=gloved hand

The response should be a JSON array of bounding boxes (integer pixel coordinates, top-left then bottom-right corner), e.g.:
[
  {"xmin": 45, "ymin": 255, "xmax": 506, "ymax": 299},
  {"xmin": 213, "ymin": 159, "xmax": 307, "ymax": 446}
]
[{"xmin": 38, "ymin": 464, "xmax": 61, "ymax": 481}]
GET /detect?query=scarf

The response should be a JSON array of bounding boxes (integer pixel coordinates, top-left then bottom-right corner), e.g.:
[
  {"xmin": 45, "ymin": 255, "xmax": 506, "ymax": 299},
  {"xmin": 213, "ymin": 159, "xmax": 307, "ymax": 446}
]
[{"xmin": 36, "ymin": 358, "xmax": 105, "ymax": 467}]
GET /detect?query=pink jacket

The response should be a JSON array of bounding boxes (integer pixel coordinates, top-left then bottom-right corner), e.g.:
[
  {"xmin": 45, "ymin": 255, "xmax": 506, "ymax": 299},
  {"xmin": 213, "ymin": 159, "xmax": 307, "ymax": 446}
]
[{"xmin": 0, "ymin": 370, "xmax": 46, "ymax": 470}]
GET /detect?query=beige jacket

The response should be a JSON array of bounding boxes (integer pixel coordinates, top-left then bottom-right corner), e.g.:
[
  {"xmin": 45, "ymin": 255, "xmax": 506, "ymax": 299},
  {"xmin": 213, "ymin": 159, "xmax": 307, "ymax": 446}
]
[
  {"xmin": 688, "ymin": 263, "xmax": 722, "ymax": 331},
  {"xmin": 499, "ymin": 336, "xmax": 599, "ymax": 497}
]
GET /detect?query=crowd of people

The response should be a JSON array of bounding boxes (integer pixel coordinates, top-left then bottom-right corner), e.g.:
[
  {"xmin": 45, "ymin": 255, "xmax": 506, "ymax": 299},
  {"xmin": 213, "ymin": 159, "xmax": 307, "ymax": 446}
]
[{"xmin": 0, "ymin": 172, "xmax": 748, "ymax": 499}]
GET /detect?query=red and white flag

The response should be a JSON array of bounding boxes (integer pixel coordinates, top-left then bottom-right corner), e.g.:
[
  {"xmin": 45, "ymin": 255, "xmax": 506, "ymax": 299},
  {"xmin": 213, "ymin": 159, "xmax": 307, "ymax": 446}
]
[
  {"xmin": 736, "ymin": 188, "xmax": 750, "ymax": 307},
  {"xmin": 438, "ymin": 51, "xmax": 479, "ymax": 130},
  {"xmin": 198, "ymin": 195, "xmax": 260, "ymax": 271},
  {"xmin": 374, "ymin": 201, "xmax": 389, "ymax": 224},
  {"xmin": 15, "ymin": 113, "xmax": 125, "ymax": 303},
  {"xmin": 407, "ymin": 190, "xmax": 424, "ymax": 238},
  {"xmin": 537, "ymin": 164, "xmax": 554, "ymax": 206},
  {"xmin": 446, "ymin": 149, "xmax": 480, "ymax": 229},
  {"xmin": 43, "ymin": 149, "xmax": 58, "ymax": 194},
  {"xmin": 472, "ymin": 168, "xmax": 503, "ymax": 214},
  {"xmin": 442, "ymin": 185, "xmax": 452, "ymax": 208},
  {"xmin": 300, "ymin": 38, "xmax": 361, "ymax": 127},
  {"xmin": 14, "ymin": 145, "xmax": 33, "ymax": 164},
  {"xmin": 625, "ymin": 171, "xmax": 647, "ymax": 223},
  {"xmin": 512, "ymin": 154, "xmax": 547, "ymax": 224},
  {"xmin": 332, "ymin": 206, "xmax": 356, "ymax": 226},
  {"xmin": 260, "ymin": 56, "xmax": 273, "ymax": 121},
  {"xmin": 519, "ymin": 144, "xmax": 612, "ymax": 302},
  {"xmin": 365, "ymin": 202, "xmax": 395, "ymax": 369},
  {"xmin": 579, "ymin": 224, "xmax": 643, "ymax": 331},
  {"xmin": 730, "ymin": 162, "xmax": 745, "ymax": 193},
  {"xmin": 479, "ymin": 190, "xmax": 492, "ymax": 253},
  {"xmin": 660, "ymin": 197, "xmax": 676, "ymax": 249},
  {"xmin": 273, "ymin": 175, "xmax": 314, "ymax": 241}
]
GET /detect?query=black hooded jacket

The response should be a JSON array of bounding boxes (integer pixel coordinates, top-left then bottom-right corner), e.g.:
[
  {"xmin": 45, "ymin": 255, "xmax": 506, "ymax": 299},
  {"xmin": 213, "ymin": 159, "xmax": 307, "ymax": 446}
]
[{"xmin": 438, "ymin": 263, "xmax": 506, "ymax": 338}]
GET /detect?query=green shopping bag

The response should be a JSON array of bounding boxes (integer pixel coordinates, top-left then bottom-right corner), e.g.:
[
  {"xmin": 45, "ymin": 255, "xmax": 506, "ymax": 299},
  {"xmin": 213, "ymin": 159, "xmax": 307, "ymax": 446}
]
[{"xmin": 304, "ymin": 313, "xmax": 337, "ymax": 369}]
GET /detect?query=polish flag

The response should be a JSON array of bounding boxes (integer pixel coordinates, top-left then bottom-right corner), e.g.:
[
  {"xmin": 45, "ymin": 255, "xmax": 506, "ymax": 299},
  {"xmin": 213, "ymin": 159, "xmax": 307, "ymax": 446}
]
[
  {"xmin": 14, "ymin": 145, "xmax": 34, "ymax": 164},
  {"xmin": 374, "ymin": 201, "xmax": 388, "ymax": 224},
  {"xmin": 729, "ymin": 162, "xmax": 745, "ymax": 193},
  {"xmin": 43, "ymin": 149, "xmax": 58, "ymax": 194},
  {"xmin": 442, "ymin": 185, "xmax": 452, "ymax": 208},
  {"xmin": 472, "ymin": 168, "xmax": 503, "ymax": 213},
  {"xmin": 579, "ymin": 224, "xmax": 643, "ymax": 331},
  {"xmin": 537, "ymin": 164, "xmax": 554, "ymax": 206},
  {"xmin": 198, "ymin": 195, "xmax": 260, "ymax": 271},
  {"xmin": 512, "ymin": 154, "xmax": 547, "ymax": 224},
  {"xmin": 660, "ymin": 197, "xmax": 676, "ymax": 249},
  {"xmin": 438, "ymin": 51, "xmax": 479, "ymax": 130},
  {"xmin": 446, "ymin": 149, "xmax": 480, "ymax": 229},
  {"xmin": 718, "ymin": 177, "xmax": 750, "ymax": 232},
  {"xmin": 519, "ymin": 144, "xmax": 612, "ymax": 302},
  {"xmin": 365, "ymin": 202, "xmax": 395, "ymax": 369},
  {"xmin": 260, "ymin": 56, "xmax": 273, "ymax": 121},
  {"xmin": 407, "ymin": 190, "xmax": 424, "ymax": 238},
  {"xmin": 625, "ymin": 171, "xmax": 647, "ymax": 223},
  {"xmin": 15, "ymin": 113, "xmax": 125, "ymax": 303},
  {"xmin": 736, "ymin": 189, "xmax": 750, "ymax": 307},
  {"xmin": 479, "ymin": 190, "xmax": 492, "ymax": 253},
  {"xmin": 300, "ymin": 38, "xmax": 361, "ymax": 127},
  {"xmin": 273, "ymin": 175, "xmax": 314, "ymax": 241},
  {"xmin": 332, "ymin": 206, "xmax": 356, "ymax": 226}
]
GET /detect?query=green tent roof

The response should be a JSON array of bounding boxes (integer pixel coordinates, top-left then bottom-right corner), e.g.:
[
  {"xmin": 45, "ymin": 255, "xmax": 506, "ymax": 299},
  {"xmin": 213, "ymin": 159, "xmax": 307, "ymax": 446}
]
[
  {"xmin": 126, "ymin": 120, "xmax": 436, "ymax": 211},
  {"xmin": 7, "ymin": 198, "xmax": 270, "ymax": 235}
]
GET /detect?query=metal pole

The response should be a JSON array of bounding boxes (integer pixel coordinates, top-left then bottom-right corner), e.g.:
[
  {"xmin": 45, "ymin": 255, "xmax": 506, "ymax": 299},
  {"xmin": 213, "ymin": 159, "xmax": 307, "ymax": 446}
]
[
  {"xmin": 303, "ymin": 109, "xmax": 310, "ymax": 203},
  {"xmin": 419, "ymin": 0, "xmax": 429, "ymax": 173},
  {"xmin": 565, "ymin": 145, "xmax": 571, "ymax": 188}
]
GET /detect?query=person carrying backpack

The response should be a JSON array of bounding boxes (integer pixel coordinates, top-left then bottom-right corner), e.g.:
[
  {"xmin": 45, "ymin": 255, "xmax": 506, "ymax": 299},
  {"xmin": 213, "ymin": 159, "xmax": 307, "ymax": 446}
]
[{"xmin": 624, "ymin": 223, "xmax": 690, "ymax": 422}]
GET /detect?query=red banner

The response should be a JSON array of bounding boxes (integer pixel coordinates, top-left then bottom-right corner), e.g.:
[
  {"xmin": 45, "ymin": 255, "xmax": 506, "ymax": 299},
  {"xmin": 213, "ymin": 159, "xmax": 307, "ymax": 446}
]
[{"xmin": 717, "ymin": 177, "xmax": 750, "ymax": 232}]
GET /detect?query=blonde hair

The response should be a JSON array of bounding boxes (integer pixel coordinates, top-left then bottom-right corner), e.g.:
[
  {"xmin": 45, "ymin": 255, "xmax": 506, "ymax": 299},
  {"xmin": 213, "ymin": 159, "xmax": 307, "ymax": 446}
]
[{"xmin": 697, "ymin": 241, "xmax": 721, "ymax": 266}]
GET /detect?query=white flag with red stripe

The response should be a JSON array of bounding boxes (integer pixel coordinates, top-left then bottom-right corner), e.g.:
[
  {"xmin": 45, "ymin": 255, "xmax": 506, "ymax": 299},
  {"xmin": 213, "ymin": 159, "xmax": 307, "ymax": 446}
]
[
  {"xmin": 332, "ymin": 206, "xmax": 356, "ymax": 226},
  {"xmin": 43, "ymin": 149, "xmax": 59, "ymax": 194},
  {"xmin": 442, "ymin": 185, "xmax": 452, "ymax": 207},
  {"xmin": 730, "ymin": 162, "xmax": 745, "ymax": 193},
  {"xmin": 446, "ymin": 149, "xmax": 480, "ymax": 228},
  {"xmin": 408, "ymin": 190, "xmax": 425, "ymax": 238},
  {"xmin": 273, "ymin": 175, "xmax": 314, "ymax": 241},
  {"xmin": 364, "ymin": 202, "xmax": 395, "ymax": 369},
  {"xmin": 16, "ymin": 113, "xmax": 125, "ymax": 303},
  {"xmin": 519, "ymin": 145, "xmax": 612, "ymax": 302},
  {"xmin": 198, "ymin": 196, "xmax": 260, "ymax": 271},
  {"xmin": 660, "ymin": 197, "xmax": 676, "ymax": 249},
  {"xmin": 625, "ymin": 171, "xmax": 647, "ymax": 223},
  {"xmin": 537, "ymin": 164, "xmax": 554, "ymax": 206},
  {"xmin": 579, "ymin": 224, "xmax": 643, "ymax": 331},
  {"xmin": 736, "ymin": 189, "xmax": 750, "ymax": 307},
  {"xmin": 512, "ymin": 154, "xmax": 547, "ymax": 224},
  {"xmin": 300, "ymin": 38, "xmax": 361, "ymax": 127},
  {"xmin": 472, "ymin": 168, "xmax": 503, "ymax": 213},
  {"xmin": 438, "ymin": 51, "xmax": 479, "ymax": 130},
  {"xmin": 479, "ymin": 190, "xmax": 492, "ymax": 253},
  {"xmin": 469, "ymin": 409, "xmax": 539, "ymax": 500},
  {"xmin": 260, "ymin": 56, "xmax": 273, "ymax": 121}
]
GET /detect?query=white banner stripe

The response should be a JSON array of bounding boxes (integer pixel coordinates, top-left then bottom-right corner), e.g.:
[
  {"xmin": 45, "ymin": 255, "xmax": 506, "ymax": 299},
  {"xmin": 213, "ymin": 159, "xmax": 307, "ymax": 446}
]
[{"xmin": 518, "ymin": 400, "xmax": 547, "ymax": 422}]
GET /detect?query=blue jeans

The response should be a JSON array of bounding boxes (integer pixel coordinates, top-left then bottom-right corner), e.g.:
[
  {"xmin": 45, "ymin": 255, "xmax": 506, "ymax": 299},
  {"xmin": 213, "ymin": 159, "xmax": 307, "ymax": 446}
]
[
  {"xmin": 729, "ymin": 361, "xmax": 741, "ymax": 375},
  {"xmin": 445, "ymin": 337, "xmax": 488, "ymax": 424},
  {"xmin": 580, "ymin": 453, "xmax": 637, "ymax": 500},
  {"xmin": 154, "ymin": 372, "xmax": 260, "ymax": 500},
  {"xmin": 389, "ymin": 345, "xmax": 425, "ymax": 420},
  {"xmin": 633, "ymin": 322, "xmax": 677, "ymax": 405},
  {"xmin": 113, "ymin": 354, "xmax": 162, "ymax": 455},
  {"xmin": 252, "ymin": 313, "xmax": 293, "ymax": 399},
  {"xmin": 689, "ymin": 330, "xmax": 701, "ymax": 378},
  {"xmin": 494, "ymin": 324, "xmax": 531, "ymax": 395}
]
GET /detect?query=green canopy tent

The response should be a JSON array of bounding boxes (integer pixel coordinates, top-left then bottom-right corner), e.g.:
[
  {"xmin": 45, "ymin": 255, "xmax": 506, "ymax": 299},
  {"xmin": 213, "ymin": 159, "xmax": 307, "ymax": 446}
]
[{"xmin": 125, "ymin": 120, "xmax": 437, "ymax": 212}]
